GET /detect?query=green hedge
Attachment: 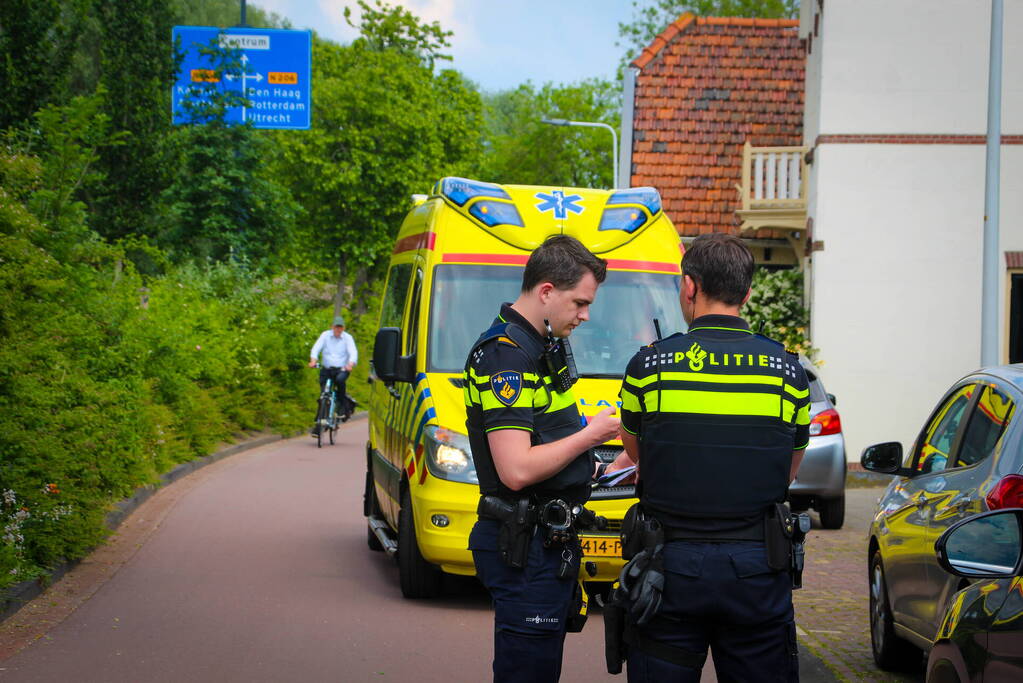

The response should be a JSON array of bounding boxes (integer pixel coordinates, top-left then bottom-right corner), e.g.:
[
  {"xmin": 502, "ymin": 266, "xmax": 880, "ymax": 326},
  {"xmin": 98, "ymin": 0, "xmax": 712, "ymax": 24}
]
[{"xmin": 0, "ymin": 149, "xmax": 348, "ymax": 589}]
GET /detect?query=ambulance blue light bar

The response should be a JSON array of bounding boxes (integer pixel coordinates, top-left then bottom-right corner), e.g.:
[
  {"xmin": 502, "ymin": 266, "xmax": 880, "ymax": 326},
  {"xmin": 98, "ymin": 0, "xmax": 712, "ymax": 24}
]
[
  {"xmin": 598, "ymin": 207, "xmax": 647, "ymax": 233},
  {"xmin": 437, "ymin": 177, "xmax": 512, "ymax": 207},
  {"xmin": 606, "ymin": 187, "xmax": 662, "ymax": 215},
  {"xmin": 469, "ymin": 200, "xmax": 524, "ymax": 228}
]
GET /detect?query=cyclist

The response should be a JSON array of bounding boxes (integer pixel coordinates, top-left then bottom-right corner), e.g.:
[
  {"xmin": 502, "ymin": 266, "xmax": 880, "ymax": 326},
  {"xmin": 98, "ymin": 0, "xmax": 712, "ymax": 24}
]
[{"xmin": 308, "ymin": 316, "xmax": 357, "ymax": 434}]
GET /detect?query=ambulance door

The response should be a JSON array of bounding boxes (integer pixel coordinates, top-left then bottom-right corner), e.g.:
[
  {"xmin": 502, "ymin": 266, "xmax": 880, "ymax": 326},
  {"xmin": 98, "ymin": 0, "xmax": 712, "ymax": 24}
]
[{"xmin": 371, "ymin": 262, "xmax": 413, "ymax": 525}]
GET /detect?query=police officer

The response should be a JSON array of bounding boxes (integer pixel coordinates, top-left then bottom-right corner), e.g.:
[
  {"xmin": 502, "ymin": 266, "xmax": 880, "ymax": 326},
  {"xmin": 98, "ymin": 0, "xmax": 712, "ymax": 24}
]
[
  {"xmin": 606, "ymin": 233, "xmax": 810, "ymax": 682},
  {"xmin": 465, "ymin": 235, "xmax": 620, "ymax": 683}
]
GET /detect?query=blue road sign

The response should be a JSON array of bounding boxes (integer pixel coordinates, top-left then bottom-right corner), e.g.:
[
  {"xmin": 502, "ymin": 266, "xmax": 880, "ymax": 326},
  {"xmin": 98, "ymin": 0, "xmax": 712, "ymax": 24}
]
[{"xmin": 172, "ymin": 26, "xmax": 311, "ymax": 130}]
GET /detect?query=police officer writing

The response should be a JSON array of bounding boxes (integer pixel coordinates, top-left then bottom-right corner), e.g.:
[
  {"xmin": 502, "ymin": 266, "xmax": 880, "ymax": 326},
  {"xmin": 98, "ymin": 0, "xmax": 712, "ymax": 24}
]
[
  {"xmin": 464, "ymin": 235, "xmax": 619, "ymax": 683},
  {"xmin": 604, "ymin": 233, "xmax": 811, "ymax": 682}
]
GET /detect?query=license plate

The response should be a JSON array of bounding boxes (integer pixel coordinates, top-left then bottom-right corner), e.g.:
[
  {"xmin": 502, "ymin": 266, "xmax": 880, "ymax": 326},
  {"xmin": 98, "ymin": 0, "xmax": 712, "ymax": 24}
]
[{"xmin": 580, "ymin": 536, "xmax": 621, "ymax": 558}]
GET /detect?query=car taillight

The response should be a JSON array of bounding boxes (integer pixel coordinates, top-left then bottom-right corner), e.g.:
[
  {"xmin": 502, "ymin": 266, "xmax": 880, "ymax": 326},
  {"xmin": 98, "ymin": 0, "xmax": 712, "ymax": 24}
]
[
  {"xmin": 985, "ymin": 474, "xmax": 1023, "ymax": 510},
  {"xmin": 809, "ymin": 408, "xmax": 841, "ymax": 436}
]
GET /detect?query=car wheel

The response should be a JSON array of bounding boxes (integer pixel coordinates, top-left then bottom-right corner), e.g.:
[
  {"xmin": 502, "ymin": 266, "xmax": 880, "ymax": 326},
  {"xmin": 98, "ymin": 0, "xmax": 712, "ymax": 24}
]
[
  {"xmin": 398, "ymin": 488, "xmax": 443, "ymax": 598},
  {"xmin": 870, "ymin": 550, "xmax": 921, "ymax": 670},
  {"xmin": 790, "ymin": 495, "xmax": 811, "ymax": 512},
  {"xmin": 819, "ymin": 495, "xmax": 845, "ymax": 529}
]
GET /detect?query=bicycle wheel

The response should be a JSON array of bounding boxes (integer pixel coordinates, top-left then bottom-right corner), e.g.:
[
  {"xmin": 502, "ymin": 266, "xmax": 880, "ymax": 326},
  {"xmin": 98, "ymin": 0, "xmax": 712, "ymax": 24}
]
[{"xmin": 316, "ymin": 395, "xmax": 329, "ymax": 448}]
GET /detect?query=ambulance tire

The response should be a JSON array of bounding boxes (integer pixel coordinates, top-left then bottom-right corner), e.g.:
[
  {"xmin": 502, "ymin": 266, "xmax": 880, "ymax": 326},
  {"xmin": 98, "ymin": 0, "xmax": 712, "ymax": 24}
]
[{"xmin": 398, "ymin": 488, "xmax": 443, "ymax": 599}]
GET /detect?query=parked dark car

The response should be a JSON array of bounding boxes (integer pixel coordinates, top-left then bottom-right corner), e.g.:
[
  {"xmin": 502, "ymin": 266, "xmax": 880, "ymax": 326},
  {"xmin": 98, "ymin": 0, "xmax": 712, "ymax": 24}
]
[
  {"xmin": 862, "ymin": 364, "xmax": 1023, "ymax": 671},
  {"xmin": 790, "ymin": 358, "xmax": 847, "ymax": 529},
  {"xmin": 927, "ymin": 507, "xmax": 1023, "ymax": 682}
]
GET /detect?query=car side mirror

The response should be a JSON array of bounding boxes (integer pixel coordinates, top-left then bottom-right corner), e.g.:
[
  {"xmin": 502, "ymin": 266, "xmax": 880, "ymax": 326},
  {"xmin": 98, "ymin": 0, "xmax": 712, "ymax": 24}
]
[
  {"xmin": 860, "ymin": 442, "xmax": 905, "ymax": 474},
  {"xmin": 372, "ymin": 327, "xmax": 416, "ymax": 385},
  {"xmin": 935, "ymin": 509, "xmax": 1023, "ymax": 579},
  {"xmin": 827, "ymin": 393, "xmax": 837, "ymax": 406},
  {"xmin": 373, "ymin": 328, "xmax": 401, "ymax": 382}
]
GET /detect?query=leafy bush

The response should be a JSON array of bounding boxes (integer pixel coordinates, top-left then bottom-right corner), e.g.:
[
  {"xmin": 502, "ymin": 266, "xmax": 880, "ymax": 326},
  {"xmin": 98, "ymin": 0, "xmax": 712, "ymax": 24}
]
[
  {"xmin": 745, "ymin": 268, "xmax": 816, "ymax": 359},
  {"xmin": 0, "ymin": 104, "xmax": 335, "ymax": 587}
]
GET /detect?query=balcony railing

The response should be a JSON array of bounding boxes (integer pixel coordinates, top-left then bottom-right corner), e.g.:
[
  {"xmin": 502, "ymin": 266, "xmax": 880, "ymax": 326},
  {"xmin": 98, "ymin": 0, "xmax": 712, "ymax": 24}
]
[{"xmin": 736, "ymin": 141, "xmax": 808, "ymax": 233}]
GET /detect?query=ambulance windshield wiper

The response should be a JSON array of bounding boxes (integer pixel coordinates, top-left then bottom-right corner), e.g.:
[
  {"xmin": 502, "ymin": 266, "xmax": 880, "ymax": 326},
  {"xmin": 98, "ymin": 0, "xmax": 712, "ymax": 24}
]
[{"xmin": 579, "ymin": 373, "xmax": 622, "ymax": 380}]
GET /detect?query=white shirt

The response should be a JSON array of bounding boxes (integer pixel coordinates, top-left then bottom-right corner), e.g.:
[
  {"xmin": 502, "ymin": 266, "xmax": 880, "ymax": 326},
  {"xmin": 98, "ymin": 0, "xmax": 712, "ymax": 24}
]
[{"xmin": 310, "ymin": 330, "xmax": 358, "ymax": 368}]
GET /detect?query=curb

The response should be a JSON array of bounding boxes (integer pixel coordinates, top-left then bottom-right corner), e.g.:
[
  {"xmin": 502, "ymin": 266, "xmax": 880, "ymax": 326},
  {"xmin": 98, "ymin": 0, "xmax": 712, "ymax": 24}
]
[{"xmin": 0, "ymin": 413, "xmax": 365, "ymax": 623}]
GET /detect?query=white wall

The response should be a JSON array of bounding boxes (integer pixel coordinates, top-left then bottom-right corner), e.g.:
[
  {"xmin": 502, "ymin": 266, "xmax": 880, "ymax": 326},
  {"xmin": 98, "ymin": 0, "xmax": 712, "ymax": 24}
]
[
  {"xmin": 809, "ymin": 145, "xmax": 1023, "ymax": 459},
  {"xmin": 802, "ymin": 0, "xmax": 1023, "ymax": 460},
  {"xmin": 817, "ymin": 0, "xmax": 1023, "ymax": 135}
]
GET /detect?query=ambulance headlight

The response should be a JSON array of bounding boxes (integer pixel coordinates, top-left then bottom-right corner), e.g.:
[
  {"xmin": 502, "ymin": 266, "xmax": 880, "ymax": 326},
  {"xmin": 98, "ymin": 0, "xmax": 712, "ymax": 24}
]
[{"xmin": 423, "ymin": 425, "xmax": 478, "ymax": 484}]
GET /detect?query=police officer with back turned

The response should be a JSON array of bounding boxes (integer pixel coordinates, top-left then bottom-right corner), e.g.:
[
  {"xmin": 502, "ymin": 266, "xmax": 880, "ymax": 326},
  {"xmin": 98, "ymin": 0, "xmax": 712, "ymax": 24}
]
[
  {"xmin": 465, "ymin": 235, "xmax": 620, "ymax": 683},
  {"xmin": 604, "ymin": 233, "xmax": 811, "ymax": 682}
]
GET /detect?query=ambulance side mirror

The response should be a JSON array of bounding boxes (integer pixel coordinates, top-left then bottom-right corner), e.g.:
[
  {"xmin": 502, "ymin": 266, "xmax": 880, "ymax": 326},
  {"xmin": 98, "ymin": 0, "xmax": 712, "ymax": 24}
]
[
  {"xmin": 373, "ymin": 328, "xmax": 401, "ymax": 383},
  {"xmin": 373, "ymin": 327, "xmax": 416, "ymax": 385}
]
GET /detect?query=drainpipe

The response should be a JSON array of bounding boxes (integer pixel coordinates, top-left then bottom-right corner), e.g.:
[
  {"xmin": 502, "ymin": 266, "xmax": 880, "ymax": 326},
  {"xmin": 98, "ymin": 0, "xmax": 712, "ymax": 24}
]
[
  {"xmin": 981, "ymin": 0, "xmax": 1003, "ymax": 366},
  {"xmin": 618, "ymin": 67, "xmax": 639, "ymax": 189}
]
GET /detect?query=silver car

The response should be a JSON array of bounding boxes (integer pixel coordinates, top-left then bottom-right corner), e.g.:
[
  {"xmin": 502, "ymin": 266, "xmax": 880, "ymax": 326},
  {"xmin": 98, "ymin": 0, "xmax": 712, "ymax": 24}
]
[{"xmin": 788, "ymin": 358, "xmax": 847, "ymax": 529}]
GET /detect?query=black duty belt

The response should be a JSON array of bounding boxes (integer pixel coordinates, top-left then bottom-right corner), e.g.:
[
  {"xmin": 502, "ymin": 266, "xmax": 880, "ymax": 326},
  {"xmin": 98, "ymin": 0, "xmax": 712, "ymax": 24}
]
[{"xmin": 662, "ymin": 521, "xmax": 765, "ymax": 542}]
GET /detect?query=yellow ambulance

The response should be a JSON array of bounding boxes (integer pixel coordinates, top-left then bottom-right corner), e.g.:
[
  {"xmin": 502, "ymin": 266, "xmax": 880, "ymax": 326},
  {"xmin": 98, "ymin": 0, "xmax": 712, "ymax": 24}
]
[{"xmin": 364, "ymin": 177, "xmax": 685, "ymax": 598}]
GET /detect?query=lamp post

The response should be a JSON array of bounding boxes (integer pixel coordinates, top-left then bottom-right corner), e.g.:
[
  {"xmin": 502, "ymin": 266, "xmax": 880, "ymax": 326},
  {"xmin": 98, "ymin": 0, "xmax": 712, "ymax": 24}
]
[{"xmin": 541, "ymin": 117, "xmax": 619, "ymax": 189}]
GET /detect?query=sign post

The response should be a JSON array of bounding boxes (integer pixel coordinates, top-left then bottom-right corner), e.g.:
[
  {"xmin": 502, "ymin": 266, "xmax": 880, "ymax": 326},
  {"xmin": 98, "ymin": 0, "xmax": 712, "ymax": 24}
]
[{"xmin": 172, "ymin": 26, "xmax": 311, "ymax": 130}]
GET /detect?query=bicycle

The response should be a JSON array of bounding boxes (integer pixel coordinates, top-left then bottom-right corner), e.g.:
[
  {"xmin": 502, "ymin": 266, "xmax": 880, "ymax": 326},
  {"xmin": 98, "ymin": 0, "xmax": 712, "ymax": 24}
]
[
  {"xmin": 313, "ymin": 368, "xmax": 357, "ymax": 448},
  {"xmin": 315, "ymin": 377, "xmax": 340, "ymax": 448}
]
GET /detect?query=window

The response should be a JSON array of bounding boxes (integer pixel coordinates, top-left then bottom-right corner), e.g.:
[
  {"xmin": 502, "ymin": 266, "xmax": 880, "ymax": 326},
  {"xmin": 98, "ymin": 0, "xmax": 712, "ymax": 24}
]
[
  {"xmin": 426, "ymin": 265, "xmax": 686, "ymax": 374},
  {"xmin": 406, "ymin": 268, "xmax": 424, "ymax": 355},
  {"xmin": 380, "ymin": 263, "xmax": 412, "ymax": 330},
  {"xmin": 915, "ymin": 385, "xmax": 976, "ymax": 474},
  {"xmin": 956, "ymin": 384, "xmax": 1016, "ymax": 468}
]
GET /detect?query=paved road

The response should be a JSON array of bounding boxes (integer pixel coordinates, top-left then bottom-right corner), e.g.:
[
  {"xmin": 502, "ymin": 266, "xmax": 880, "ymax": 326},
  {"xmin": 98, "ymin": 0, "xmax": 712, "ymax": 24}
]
[{"xmin": 1, "ymin": 421, "xmax": 841, "ymax": 682}]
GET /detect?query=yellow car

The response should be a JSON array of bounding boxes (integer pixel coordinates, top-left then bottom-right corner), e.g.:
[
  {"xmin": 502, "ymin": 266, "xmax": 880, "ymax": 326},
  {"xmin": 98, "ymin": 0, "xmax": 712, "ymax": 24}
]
[{"xmin": 364, "ymin": 177, "xmax": 685, "ymax": 598}]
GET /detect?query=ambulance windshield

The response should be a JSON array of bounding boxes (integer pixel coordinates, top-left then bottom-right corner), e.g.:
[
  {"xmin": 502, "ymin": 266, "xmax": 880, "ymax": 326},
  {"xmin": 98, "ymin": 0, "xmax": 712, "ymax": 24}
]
[{"xmin": 427, "ymin": 265, "xmax": 686, "ymax": 375}]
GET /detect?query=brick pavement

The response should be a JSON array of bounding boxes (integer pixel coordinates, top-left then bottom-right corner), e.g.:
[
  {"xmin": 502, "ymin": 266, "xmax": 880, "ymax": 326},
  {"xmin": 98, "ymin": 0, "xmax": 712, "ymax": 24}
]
[{"xmin": 794, "ymin": 485, "xmax": 923, "ymax": 683}]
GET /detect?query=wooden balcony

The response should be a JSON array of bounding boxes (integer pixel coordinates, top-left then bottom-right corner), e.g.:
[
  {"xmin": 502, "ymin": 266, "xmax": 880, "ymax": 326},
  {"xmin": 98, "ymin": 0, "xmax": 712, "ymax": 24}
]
[{"xmin": 736, "ymin": 141, "xmax": 808, "ymax": 236}]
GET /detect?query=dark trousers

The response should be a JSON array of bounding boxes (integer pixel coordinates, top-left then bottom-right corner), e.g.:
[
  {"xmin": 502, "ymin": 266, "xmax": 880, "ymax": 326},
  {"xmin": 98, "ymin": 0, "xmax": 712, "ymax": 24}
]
[
  {"xmin": 626, "ymin": 541, "xmax": 798, "ymax": 683},
  {"xmin": 318, "ymin": 367, "xmax": 349, "ymax": 407},
  {"xmin": 469, "ymin": 519, "xmax": 580, "ymax": 683}
]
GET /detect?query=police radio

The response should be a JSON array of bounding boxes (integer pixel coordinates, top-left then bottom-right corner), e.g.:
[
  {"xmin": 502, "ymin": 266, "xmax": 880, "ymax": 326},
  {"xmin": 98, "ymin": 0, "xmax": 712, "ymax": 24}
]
[{"xmin": 542, "ymin": 319, "xmax": 579, "ymax": 392}]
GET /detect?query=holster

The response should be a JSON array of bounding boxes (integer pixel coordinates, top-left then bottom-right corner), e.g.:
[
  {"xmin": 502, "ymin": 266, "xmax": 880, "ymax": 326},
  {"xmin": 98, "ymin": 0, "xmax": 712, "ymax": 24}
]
[
  {"xmin": 479, "ymin": 496, "xmax": 535, "ymax": 569},
  {"xmin": 604, "ymin": 584, "xmax": 628, "ymax": 674},
  {"xmin": 620, "ymin": 503, "xmax": 661, "ymax": 561},
  {"xmin": 566, "ymin": 580, "xmax": 588, "ymax": 633},
  {"xmin": 764, "ymin": 502, "xmax": 794, "ymax": 572}
]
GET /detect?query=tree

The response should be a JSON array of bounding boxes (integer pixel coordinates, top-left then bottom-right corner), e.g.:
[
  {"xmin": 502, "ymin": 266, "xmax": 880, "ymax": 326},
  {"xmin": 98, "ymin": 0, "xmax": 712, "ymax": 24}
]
[
  {"xmin": 618, "ymin": 0, "xmax": 799, "ymax": 64},
  {"xmin": 157, "ymin": 39, "xmax": 299, "ymax": 264},
  {"xmin": 87, "ymin": 0, "xmax": 180, "ymax": 242},
  {"xmin": 481, "ymin": 80, "xmax": 620, "ymax": 189},
  {"xmin": 0, "ymin": 0, "xmax": 87, "ymax": 130},
  {"xmin": 343, "ymin": 0, "xmax": 452, "ymax": 70},
  {"xmin": 266, "ymin": 9, "xmax": 482, "ymax": 313}
]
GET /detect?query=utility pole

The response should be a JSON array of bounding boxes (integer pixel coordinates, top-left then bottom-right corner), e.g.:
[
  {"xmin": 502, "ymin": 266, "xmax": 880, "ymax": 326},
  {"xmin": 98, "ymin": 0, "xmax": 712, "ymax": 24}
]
[{"xmin": 981, "ymin": 0, "xmax": 1003, "ymax": 366}]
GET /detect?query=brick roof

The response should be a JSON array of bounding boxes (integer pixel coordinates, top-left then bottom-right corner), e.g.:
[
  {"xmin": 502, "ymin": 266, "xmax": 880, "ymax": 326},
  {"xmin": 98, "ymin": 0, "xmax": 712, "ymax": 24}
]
[{"xmin": 629, "ymin": 14, "xmax": 805, "ymax": 238}]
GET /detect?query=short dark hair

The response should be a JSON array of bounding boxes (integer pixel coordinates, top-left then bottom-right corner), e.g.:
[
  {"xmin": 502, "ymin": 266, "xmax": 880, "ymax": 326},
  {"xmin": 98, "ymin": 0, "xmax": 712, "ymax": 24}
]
[
  {"xmin": 521, "ymin": 235, "xmax": 607, "ymax": 292},
  {"xmin": 681, "ymin": 233, "xmax": 754, "ymax": 306}
]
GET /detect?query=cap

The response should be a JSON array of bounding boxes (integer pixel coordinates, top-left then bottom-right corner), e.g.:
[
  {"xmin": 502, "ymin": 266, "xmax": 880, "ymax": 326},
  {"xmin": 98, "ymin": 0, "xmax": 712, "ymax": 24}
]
[{"xmin": 332, "ymin": 316, "xmax": 345, "ymax": 327}]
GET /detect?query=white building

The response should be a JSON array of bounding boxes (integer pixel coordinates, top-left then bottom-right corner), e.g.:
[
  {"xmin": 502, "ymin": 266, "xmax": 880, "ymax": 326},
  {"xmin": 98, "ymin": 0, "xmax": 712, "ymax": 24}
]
[{"xmin": 800, "ymin": 0, "xmax": 1023, "ymax": 459}]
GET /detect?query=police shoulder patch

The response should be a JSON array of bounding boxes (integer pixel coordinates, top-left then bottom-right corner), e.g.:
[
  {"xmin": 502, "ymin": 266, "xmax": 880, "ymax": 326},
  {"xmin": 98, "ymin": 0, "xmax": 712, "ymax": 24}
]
[{"xmin": 490, "ymin": 370, "xmax": 523, "ymax": 406}]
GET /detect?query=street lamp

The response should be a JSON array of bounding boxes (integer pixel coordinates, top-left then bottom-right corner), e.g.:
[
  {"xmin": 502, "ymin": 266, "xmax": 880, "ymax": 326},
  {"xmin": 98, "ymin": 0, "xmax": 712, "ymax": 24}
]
[{"xmin": 541, "ymin": 117, "xmax": 619, "ymax": 189}]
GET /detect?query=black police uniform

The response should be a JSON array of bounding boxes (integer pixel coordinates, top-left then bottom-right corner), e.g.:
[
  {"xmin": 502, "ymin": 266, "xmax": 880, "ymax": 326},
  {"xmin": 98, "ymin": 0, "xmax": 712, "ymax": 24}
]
[
  {"xmin": 464, "ymin": 303, "xmax": 592, "ymax": 683},
  {"xmin": 618, "ymin": 314, "xmax": 810, "ymax": 683}
]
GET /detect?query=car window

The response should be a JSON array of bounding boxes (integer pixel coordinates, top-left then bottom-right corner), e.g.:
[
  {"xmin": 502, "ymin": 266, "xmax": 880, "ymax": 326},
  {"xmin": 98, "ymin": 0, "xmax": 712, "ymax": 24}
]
[
  {"xmin": 955, "ymin": 384, "xmax": 1016, "ymax": 468},
  {"xmin": 380, "ymin": 263, "xmax": 412, "ymax": 329},
  {"xmin": 915, "ymin": 384, "xmax": 976, "ymax": 474},
  {"xmin": 405, "ymin": 268, "xmax": 423, "ymax": 355}
]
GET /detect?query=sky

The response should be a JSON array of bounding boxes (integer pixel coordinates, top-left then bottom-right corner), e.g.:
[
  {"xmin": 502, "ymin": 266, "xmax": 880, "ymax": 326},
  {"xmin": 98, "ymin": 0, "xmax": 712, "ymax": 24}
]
[{"xmin": 250, "ymin": 0, "xmax": 639, "ymax": 91}]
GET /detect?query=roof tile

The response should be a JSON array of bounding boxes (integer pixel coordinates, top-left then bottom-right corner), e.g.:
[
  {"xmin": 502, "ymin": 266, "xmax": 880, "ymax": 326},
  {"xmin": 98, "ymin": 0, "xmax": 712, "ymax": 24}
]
[{"xmin": 630, "ymin": 16, "xmax": 804, "ymax": 236}]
